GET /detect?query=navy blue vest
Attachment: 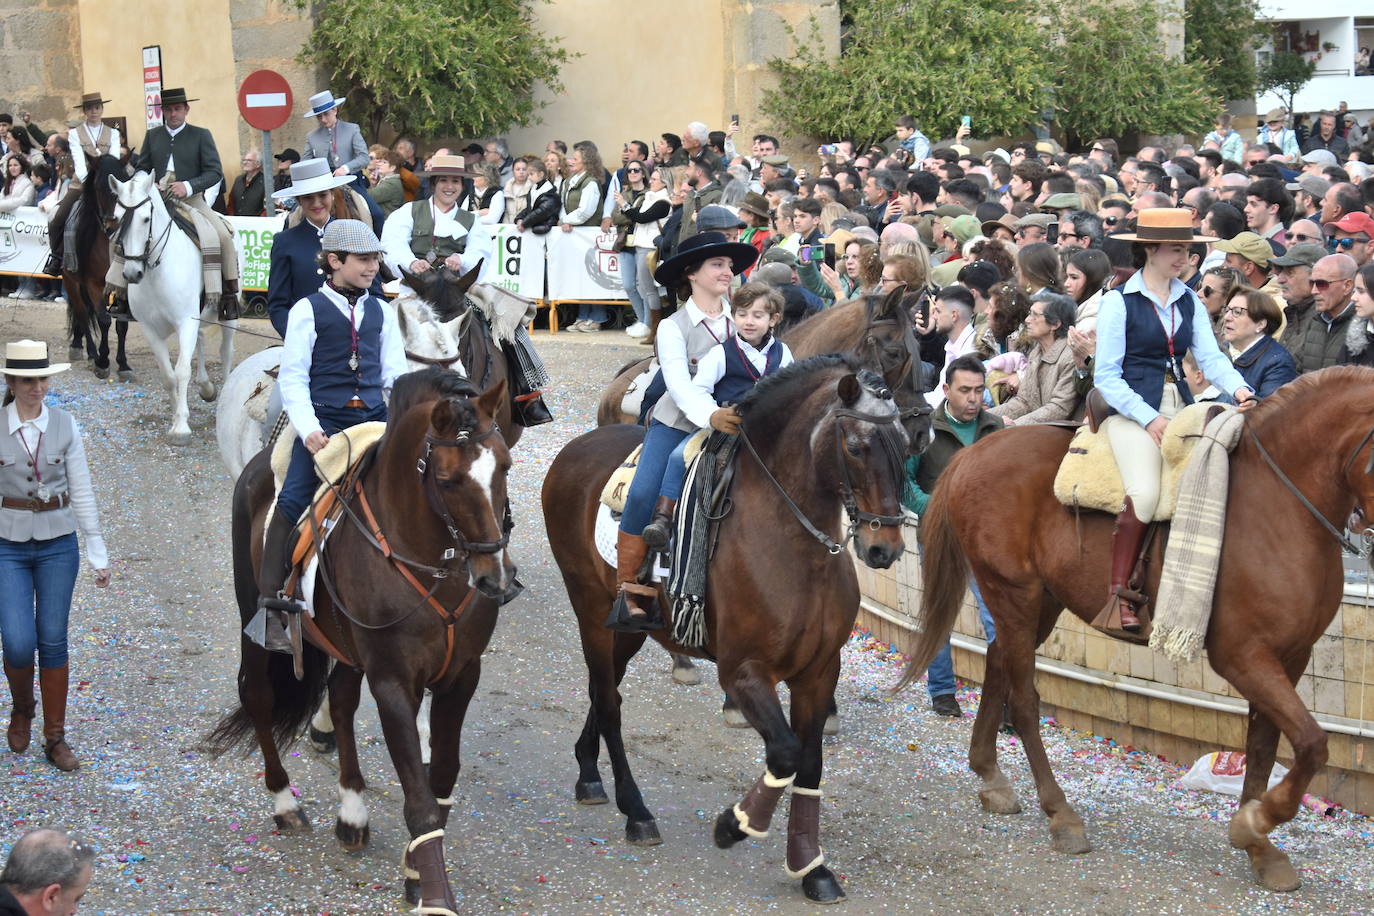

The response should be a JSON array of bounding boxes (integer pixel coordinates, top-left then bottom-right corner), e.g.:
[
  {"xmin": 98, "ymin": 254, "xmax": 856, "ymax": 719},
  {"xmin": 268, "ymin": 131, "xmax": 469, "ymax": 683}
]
[
  {"xmin": 1120, "ymin": 289, "xmax": 1194, "ymax": 411},
  {"xmin": 714, "ymin": 336, "xmax": 783, "ymax": 405},
  {"xmin": 307, "ymin": 291, "xmax": 384, "ymax": 409}
]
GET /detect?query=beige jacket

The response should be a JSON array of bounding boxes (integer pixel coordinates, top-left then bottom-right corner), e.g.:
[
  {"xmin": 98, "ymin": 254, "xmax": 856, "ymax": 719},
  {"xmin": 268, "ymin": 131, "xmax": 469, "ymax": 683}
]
[{"xmin": 989, "ymin": 336, "xmax": 1084, "ymax": 424}]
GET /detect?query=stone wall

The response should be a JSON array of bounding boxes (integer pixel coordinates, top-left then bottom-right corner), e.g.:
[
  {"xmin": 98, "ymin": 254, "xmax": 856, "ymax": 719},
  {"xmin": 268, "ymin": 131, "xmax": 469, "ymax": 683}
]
[
  {"xmin": 228, "ymin": 0, "xmax": 318, "ymax": 161},
  {"xmin": 0, "ymin": 0, "xmax": 83, "ymax": 133}
]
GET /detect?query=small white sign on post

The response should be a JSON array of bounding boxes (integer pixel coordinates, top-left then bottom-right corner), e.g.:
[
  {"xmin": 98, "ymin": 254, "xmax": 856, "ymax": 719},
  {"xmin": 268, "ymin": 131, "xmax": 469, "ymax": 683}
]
[{"xmin": 142, "ymin": 45, "xmax": 163, "ymax": 131}]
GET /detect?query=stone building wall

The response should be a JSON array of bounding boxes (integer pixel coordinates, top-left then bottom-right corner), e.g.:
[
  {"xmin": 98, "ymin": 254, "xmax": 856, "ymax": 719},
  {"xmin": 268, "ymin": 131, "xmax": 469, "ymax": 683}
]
[{"xmin": 0, "ymin": 0, "xmax": 84, "ymax": 134}]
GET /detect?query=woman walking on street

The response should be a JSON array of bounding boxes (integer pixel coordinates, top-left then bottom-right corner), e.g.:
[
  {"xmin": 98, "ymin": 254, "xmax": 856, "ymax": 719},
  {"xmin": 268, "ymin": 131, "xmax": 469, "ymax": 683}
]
[{"xmin": 1, "ymin": 340, "xmax": 109, "ymax": 771}]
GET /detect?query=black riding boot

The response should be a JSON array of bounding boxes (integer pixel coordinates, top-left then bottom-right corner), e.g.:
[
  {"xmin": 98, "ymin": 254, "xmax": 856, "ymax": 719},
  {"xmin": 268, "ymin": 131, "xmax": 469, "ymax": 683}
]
[
  {"xmin": 219, "ymin": 280, "xmax": 243, "ymax": 321},
  {"xmin": 104, "ymin": 285, "xmax": 132, "ymax": 320},
  {"xmin": 255, "ymin": 511, "xmax": 301, "ymax": 653},
  {"xmin": 641, "ymin": 497, "xmax": 678, "ymax": 550}
]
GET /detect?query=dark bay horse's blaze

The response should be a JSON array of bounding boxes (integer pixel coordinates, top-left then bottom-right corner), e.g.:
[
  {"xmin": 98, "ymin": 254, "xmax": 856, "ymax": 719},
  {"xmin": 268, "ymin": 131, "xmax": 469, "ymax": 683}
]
[
  {"xmin": 901, "ymin": 366, "xmax": 1374, "ymax": 893},
  {"xmin": 206, "ymin": 369, "xmax": 517, "ymax": 916},
  {"xmin": 63, "ymin": 153, "xmax": 131, "ymax": 378},
  {"xmin": 543, "ymin": 355, "xmax": 909, "ymax": 904}
]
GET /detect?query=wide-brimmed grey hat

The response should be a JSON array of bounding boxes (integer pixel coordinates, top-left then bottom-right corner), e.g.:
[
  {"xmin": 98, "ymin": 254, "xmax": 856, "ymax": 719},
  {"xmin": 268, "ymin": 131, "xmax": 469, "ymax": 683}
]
[
  {"xmin": 303, "ymin": 90, "xmax": 345, "ymax": 118},
  {"xmin": 320, "ymin": 219, "xmax": 384, "ymax": 255},
  {"xmin": 271, "ymin": 157, "xmax": 354, "ymax": 200}
]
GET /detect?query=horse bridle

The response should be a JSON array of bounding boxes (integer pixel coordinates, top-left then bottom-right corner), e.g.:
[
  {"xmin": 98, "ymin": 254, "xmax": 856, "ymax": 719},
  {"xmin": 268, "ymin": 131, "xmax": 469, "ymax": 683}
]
[
  {"xmin": 416, "ymin": 424, "xmax": 513, "ymax": 567},
  {"xmin": 115, "ymin": 192, "xmax": 174, "ymax": 271},
  {"xmin": 858, "ymin": 304, "xmax": 931, "ymax": 429},
  {"xmin": 738, "ymin": 401, "xmax": 907, "ymax": 555},
  {"xmin": 1248, "ymin": 423, "xmax": 1374, "ymax": 556}
]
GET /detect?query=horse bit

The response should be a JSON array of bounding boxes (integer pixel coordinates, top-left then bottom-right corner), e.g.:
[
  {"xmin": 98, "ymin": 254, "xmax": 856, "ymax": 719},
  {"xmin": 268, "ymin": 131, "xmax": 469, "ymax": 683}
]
[
  {"xmin": 738, "ymin": 398, "xmax": 907, "ymax": 556},
  {"xmin": 115, "ymin": 193, "xmax": 175, "ymax": 272}
]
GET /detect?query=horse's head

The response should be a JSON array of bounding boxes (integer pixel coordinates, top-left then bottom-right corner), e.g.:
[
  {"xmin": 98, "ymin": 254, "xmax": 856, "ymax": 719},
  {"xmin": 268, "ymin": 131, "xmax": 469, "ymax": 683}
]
[
  {"xmin": 401, "ymin": 260, "xmax": 484, "ymax": 324},
  {"xmin": 422, "ymin": 380, "xmax": 517, "ymax": 601},
  {"xmin": 858, "ymin": 285, "xmax": 932, "ymax": 455},
  {"xmin": 108, "ymin": 171, "xmax": 160, "ymax": 284},
  {"xmin": 830, "ymin": 368, "xmax": 909, "ymax": 569},
  {"xmin": 88, "ymin": 154, "xmax": 124, "ymax": 231}
]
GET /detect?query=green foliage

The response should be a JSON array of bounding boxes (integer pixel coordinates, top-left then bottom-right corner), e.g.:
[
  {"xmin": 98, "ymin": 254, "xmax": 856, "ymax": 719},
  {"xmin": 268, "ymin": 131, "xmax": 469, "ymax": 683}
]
[
  {"xmin": 299, "ymin": 0, "xmax": 573, "ymax": 139},
  {"xmin": 1046, "ymin": 0, "xmax": 1220, "ymax": 141},
  {"xmin": 760, "ymin": 0, "xmax": 1051, "ymax": 149},
  {"xmin": 1184, "ymin": 0, "xmax": 1267, "ymax": 102},
  {"xmin": 1256, "ymin": 52, "xmax": 1317, "ymax": 117}
]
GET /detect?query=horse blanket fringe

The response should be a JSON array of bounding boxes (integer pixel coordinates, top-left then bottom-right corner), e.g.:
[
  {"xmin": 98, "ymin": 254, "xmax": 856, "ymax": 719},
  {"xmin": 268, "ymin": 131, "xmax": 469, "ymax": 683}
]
[{"xmin": 668, "ymin": 432, "xmax": 738, "ymax": 649}]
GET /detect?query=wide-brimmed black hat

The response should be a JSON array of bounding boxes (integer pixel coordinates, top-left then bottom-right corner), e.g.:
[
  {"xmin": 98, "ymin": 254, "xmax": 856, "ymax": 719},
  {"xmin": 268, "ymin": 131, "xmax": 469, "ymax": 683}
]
[
  {"xmin": 160, "ymin": 88, "xmax": 198, "ymax": 107},
  {"xmin": 653, "ymin": 231, "xmax": 758, "ymax": 288}
]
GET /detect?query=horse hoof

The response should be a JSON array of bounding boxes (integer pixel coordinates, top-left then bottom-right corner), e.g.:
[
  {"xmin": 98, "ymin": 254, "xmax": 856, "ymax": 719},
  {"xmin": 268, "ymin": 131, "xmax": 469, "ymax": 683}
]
[
  {"xmin": 308, "ymin": 725, "xmax": 336, "ymax": 754},
  {"xmin": 199, "ymin": 383, "xmax": 218, "ymax": 402},
  {"xmin": 1049, "ymin": 823, "xmax": 1091, "ymax": 855},
  {"xmin": 272, "ymin": 809, "xmax": 311, "ymax": 835},
  {"xmin": 978, "ymin": 786, "xmax": 1022, "ymax": 815},
  {"xmin": 671, "ymin": 663, "xmax": 702, "ymax": 686},
  {"xmin": 802, "ymin": 865, "xmax": 847, "ymax": 904},
  {"xmin": 625, "ymin": 818, "xmax": 661, "ymax": 846},
  {"xmin": 574, "ymin": 779, "xmax": 608, "ymax": 805},
  {"xmin": 333, "ymin": 819, "xmax": 370, "ymax": 852},
  {"xmin": 823, "ymin": 714, "xmax": 840, "ymax": 737},
  {"xmin": 713, "ymin": 807, "xmax": 748, "ymax": 849},
  {"xmin": 68, "ymin": 347, "xmax": 84, "ymax": 361},
  {"xmin": 168, "ymin": 431, "xmax": 193, "ymax": 447},
  {"xmin": 117, "ymin": 369, "xmax": 135, "ymax": 382},
  {"xmin": 722, "ymin": 707, "xmax": 750, "ymax": 729},
  {"xmin": 1252, "ymin": 851, "xmax": 1301, "ymax": 892},
  {"xmin": 92, "ymin": 365, "xmax": 109, "ymax": 380}
]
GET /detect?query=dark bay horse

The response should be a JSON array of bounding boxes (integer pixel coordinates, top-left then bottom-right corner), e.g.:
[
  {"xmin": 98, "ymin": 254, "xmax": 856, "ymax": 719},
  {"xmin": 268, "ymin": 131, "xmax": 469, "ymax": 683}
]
[
  {"xmin": 398, "ymin": 265, "xmax": 527, "ymax": 450},
  {"xmin": 900, "ymin": 367, "xmax": 1374, "ymax": 893},
  {"xmin": 598, "ymin": 287, "xmax": 932, "ymax": 454},
  {"xmin": 543, "ymin": 355, "xmax": 909, "ymax": 903},
  {"xmin": 62, "ymin": 153, "xmax": 131, "ymax": 379},
  {"xmin": 206, "ymin": 369, "xmax": 517, "ymax": 915}
]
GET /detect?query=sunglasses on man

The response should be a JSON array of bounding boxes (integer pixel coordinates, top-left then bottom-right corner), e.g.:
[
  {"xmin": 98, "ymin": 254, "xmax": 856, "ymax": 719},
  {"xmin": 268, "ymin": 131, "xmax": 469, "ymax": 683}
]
[
  {"xmin": 1311, "ymin": 278, "xmax": 1349, "ymax": 291},
  {"xmin": 1289, "ymin": 232, "xmax": 1320, "ymax": 245},
  {"xmin": 1327, "ymin": 236, "xmax": 1369, "ymax": 252}
]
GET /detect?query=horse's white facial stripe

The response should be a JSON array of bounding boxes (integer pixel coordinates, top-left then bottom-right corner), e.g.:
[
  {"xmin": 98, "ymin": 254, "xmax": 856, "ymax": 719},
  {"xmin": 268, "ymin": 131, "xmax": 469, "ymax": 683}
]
[
  {"xmin": 469, "ymin": 445, "xmax": 497, "ymax": 513},
  {"xmin": 338, "ymin": 786, "xmax": 368, "ymax": 827},
  {"xmin": 272, "ymin": 787, "xmax": 298, "ymax": 815}
]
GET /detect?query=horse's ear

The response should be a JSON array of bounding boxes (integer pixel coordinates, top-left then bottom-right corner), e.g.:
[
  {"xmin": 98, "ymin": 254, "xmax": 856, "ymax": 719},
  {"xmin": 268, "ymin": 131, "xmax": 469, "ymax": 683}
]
[
  {"xmin": 429, "ymin": 396, "xmax": 457, "ymax": 435},
  {"xmin": 877, "ymin": 282, "xmax": 904, "ymax": 320},
  {"xmin": 838, "ymin": 373, "xmax": 861, "ymax": 406},
  {"xmin": 400, "ymin": 265, "xmax": 422, "ymax": 291},
  {"xmin": 476, "ymin": 379, "xmax": 507, "ymax": 423},
  {"xmin": 106, "ymin": 174, "xmax": 121, "ymax": 196},
  {"xmin": 448, "ymin": 259, "xmax": 483, "ymax": 298}
]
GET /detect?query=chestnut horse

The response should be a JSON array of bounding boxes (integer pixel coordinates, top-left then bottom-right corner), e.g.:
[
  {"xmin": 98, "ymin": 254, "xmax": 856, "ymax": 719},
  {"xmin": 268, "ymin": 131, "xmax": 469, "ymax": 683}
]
[
  {"xmin": 901, "ymin": 367, "xmax": 1374, "ymax": 892},
  {"xmin": 543, "ymin": 355, "xmax": 909, "ymax": 903},
  {"xmin": 206, "ymin": 369, "xmax": 518, "ymax": 915},
  {"xmin": 62, "ymin": 153, "xmax": 132, "ymax": 379}
]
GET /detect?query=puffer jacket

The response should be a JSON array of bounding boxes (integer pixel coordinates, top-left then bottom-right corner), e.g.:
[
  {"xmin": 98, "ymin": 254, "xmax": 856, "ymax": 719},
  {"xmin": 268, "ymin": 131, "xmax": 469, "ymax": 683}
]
[
  {"xmin": 1293, "ymin": 304, "xmax": 1357, "ymax": 374},
  {"xmin": 1340, "ymin": 315, "xmax": 1374, "ymax": 369},
  {"xmin": 514, "ymin": 181, "xmax": 560, "ymax": 234}
]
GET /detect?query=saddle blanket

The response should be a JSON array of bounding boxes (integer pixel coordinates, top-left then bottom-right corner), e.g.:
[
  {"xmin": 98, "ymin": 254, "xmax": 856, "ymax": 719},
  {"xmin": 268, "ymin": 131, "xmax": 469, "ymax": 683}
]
[
  {"xmin": 599, "ymin": 430, "xmax": 708, "ymax": 513},
  {"xmin": 620, "ymin": 359, "xmax": 659, "ymax": 420},
  {"xmin": 270, "ymin": 420, "xmax": 387, "ymax": 498},
  {"xmin": 1053, "ymin": 402, "xmax": 1216, "ymax": 519},
  {"xmin": 594, "ymin": 503, "xmax": 669, "ymax": 580}
]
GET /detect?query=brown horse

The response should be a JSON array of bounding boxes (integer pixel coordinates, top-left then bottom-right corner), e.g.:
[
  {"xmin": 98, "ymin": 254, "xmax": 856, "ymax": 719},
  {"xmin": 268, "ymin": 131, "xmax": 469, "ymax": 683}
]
[
  {"xmin": 206, "ymin": 368, "xmax": 517, "ymax": 914},
  {"xmin": 901, "ymin": 367, "xmax": 1374, "ymax": 892},
  {"xmin": 598, "ymin": 288, "xmax": 932, "ymax": 454},
  {"xmin": 62, "ymin": 153, "xmax": 132, "ymax": 380},
  {"xmin": 543, "ymin": 354, "xmax": 909, "ymax": 903}
]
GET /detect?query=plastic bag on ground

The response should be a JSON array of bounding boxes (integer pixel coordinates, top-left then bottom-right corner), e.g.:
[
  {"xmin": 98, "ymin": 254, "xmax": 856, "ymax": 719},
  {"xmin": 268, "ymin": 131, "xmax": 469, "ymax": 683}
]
[{"xmin": 1178, "ymin": 751, "xmax": 1288, "ymax": 796}]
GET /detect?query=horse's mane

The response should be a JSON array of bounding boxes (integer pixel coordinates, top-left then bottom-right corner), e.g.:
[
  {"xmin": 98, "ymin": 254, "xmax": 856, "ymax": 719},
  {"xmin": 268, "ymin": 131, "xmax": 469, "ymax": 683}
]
[
  {"xmin": 1247, "ymin": 365, "xmax": 1374, "ymax": 432},
  {"xmin": 387, "ymin": 367, "xmax": 477, "ymax": 431},
  {"xmin": 737, "ymin": 352, "xmax": 860, "ymax": 418}
]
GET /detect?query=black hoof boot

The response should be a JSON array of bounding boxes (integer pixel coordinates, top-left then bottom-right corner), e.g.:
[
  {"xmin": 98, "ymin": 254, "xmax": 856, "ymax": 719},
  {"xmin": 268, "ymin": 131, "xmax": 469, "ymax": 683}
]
[
  {"xmin": 802, "ymin": 865, "xmax": 847, "ymax": 904},
  {"xmin": 334, "ymin": 819, "xmax": 370, "ymax": 851},
  {"xmin": 574, "ymin": 779, "xmax": 608, "ymax": 805},
  {"xmin": 272, "ymin": 808, "xmax": 311, "ymax": 834},
  {"xmin": 713, "ymin": 807, "xmax": 748, "ymax": 849},
  {"xmin": 625, "ymin": 818, "xmax": 662, "ymax": 846},
  {"xmin": 309, "ymin": 725, "xmax": 337, "ymax": 754}
]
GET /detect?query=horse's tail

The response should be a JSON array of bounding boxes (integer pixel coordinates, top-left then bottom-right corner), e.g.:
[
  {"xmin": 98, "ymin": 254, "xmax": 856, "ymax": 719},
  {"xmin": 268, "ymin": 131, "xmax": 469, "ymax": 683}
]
[
  {"xmin": 202, "ymin": 450, "xmax": 330, "ymax": 757},
  {"xmin": 897, "ymin": 478, "xmax": 971, "ymax": 691}
]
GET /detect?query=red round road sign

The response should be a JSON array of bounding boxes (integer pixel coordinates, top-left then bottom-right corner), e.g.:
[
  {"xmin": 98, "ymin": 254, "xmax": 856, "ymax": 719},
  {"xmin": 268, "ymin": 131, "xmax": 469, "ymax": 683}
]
[{"xmin": 237, "ymin": 70, "xmax": 294, "ymax": 131}]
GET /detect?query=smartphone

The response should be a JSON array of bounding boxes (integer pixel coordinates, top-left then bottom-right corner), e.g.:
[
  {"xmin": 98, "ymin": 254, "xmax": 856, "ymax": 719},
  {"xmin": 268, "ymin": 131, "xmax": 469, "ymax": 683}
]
[
  {"xmin": 731, "ymin": 113, "xmax": 739, "ymax": 125},
  {"xmin": 960, "ymin": 115, "xmax": 972, "ymax": 129},
  {"xmin": 1046, "ymin": 222, "xmax": 1059, "ymax": 245},
  {"xmin": 819, "ymin": 144, "xmax": 837, "ymax": 156},
  {"xmin": 823, "ymin": 243, "xmax": 836, "ymax": 271},
  {"xmin": 798, "ymin": 244, "xmax": 815, "ymax": 264}
]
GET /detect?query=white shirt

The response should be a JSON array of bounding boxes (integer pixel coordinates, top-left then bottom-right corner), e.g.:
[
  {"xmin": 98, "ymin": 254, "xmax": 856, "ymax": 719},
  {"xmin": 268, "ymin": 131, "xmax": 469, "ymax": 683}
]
[
  {"xmin": 381, "ymin": 199, "xmax": 496, "ymax": 286},
  {"xmin": 68, "ymin": 123, "xmax": 121, "ymax": 183},
  {"xmin": 926, "ymin": 321, "xmax": 976, "ymax": 406},
  {"xmin": 656, "ymin": 296, "xmax": 733, "ymax": 428},
  {"xmin": 162, "ymin": 123, "xmax": 194, "ymax": 198},
  {"xmin": 278, "ymin": 284, "xmax": 409, "ymax": 441},
  {"xmin": 467, "ymin": 188, "xmax": 504, "ymax": 225},
  {"xmin": 6, "ymin": 403, "xmax": 106, "ymax": 569},
  {"xmin": 686, "ymin": 335, "xmax": 795, "ymax": 428}
]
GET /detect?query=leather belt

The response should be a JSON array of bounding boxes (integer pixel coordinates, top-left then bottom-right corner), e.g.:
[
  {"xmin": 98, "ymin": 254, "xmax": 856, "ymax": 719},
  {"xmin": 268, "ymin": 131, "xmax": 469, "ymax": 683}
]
[
  {"xmin": 343, "ymin": 398, "xmax": 366, "ymax": 408},
  {"xmin": 2, "ymin": 493, "xmax": 71, "ymax": 512}
]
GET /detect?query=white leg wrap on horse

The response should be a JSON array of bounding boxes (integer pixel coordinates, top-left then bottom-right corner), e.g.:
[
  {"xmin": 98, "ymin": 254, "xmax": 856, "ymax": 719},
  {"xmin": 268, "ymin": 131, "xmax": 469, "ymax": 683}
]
[
  {"xmin": 337, "ymin": 786, "xmax": 368, "ymax": 827},
  {"xmin": 785, "ymin": 850, "xmax": 826, "ymax": 880},
  {"xmin": 763, "ymin": 769, "xmax": 795, "ymax": 789},
  {"xmin": 435, "ymin": 795, "xmax": 455, "ymax": 806},
  {"xmin": 271, "ymin": 787, "xmax": 297, "ymax": 816},
  {"xmin": 791, "ymin": 785, "xmax": 823, "ymax": 798}
]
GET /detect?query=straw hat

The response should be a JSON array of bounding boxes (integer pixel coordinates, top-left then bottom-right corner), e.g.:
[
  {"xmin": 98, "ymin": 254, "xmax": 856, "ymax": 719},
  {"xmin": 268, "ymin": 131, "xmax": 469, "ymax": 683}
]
[
  {"xmin": 419, "ymin": 154, "xmax": 478, "ymax": 179},
  {"xmin": 3, "ymin": 340, "xmax": 69, "ymax": 377},
  {"xmin": 303, "ymin": 90, "xmax": 345, "ymax": 118},
  {"xmin": 1109, "ymin": 208, "xmax": 1216, "ymax": 243},
  {"xmin": 271, "ymin": 158, "xmax": 354, "ymax": 200}
]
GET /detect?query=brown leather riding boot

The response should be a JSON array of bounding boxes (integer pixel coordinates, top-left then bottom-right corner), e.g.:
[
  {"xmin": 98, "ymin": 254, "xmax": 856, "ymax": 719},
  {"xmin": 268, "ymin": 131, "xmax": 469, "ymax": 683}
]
[
  {"xmin": 39, "ymin": 665, "xmax": 78, "ymax": 771},
  {"xmin": 1107, "ymin": 498, "xmax": 1149, "ymax": 633},
  {"xmin": 614, "ymin": 530, "xmax": 658, "ymax": 622},
  {"xmin": 640, "ymin": 308, "xmax": 661, "ymax": 346},
  {"xmin": 640, "ymin": 497, "xmax": 678, "ymax": 550},
  {"xmin": 4, "ymin": 663, "xmax": 35, "ymax": 753}
]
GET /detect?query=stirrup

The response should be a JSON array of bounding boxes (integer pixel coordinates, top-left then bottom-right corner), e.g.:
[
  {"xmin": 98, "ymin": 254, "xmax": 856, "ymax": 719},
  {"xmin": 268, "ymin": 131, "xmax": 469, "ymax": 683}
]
[{"xmin": 604, "ymin": 592, "xmax": 665, "ymax": 633}]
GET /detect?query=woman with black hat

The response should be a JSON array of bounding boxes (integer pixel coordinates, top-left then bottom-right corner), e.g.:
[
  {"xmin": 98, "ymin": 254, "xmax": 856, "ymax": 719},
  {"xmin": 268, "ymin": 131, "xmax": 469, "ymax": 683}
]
[
  {"xmin": 609, "ymin": 231, "xmax": 758, "ymax": 631},
  {"xmin": 0, "ymin": 340, "xmax": 109, "ymax": 772},
  {"xmin": 1093, "ymin": 209, "xmax": 1254, "ymax": 635}
]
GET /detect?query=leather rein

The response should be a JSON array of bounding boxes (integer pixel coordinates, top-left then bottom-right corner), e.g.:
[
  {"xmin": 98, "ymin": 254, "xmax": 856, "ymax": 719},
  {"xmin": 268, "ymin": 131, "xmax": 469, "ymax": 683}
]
[
  {"xmin": 115, "ymin": 191, "xmax": 176, "ymax": 271},
  {"xmin": 859, "ymin": 311, "xmax": 930, "ymax": 428},
  {"xmin": 1246, "ymin": 423, "xmax": 1374, "ymax": 557},
  {"xmin": 737, "ymin": 403, "xmax": 906, "ymax": 555}
]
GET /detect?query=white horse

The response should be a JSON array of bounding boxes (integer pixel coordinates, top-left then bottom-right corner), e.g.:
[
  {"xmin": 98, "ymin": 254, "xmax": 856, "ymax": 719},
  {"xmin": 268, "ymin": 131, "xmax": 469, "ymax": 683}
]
[
  {"xmin": 215, "ymin": 294, "xmax": 467, "ymax": 477},
  {"xmin": 109, "ymin": 171, "xmax": 236, "ymax": 445}
]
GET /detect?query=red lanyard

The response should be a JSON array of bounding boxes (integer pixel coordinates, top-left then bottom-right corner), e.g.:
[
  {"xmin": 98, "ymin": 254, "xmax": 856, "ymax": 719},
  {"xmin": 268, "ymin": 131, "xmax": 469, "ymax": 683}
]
[
  {"xmin": 701, "ymin": 313, "xmax": 733, "ymax": 345},
  {"xmin": 18, "ymin": 427, "xmax": 42, "ymax": 484},
  {"xmin": 734, "ymin": 337, "xmax": 769, "ymax": 381},
  {"xmin": 1155, "ymin": 299, "xmax": 1178, "ymax": 368}
]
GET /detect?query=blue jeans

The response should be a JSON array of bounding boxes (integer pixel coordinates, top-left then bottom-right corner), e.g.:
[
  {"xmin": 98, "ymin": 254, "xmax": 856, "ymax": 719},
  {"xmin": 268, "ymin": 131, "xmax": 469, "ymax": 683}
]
[
  {"xmin": 576, "ymin": 303, "xmax": 609, "ymax": 325},
  {"xmin": 276, "ymin": 403, "xmax": 387, "ymax": 522},
  {"xmin": 659, "ymin": 433, "xmax": 696, "ymax": 502},
  {"xmin": 619, "ymin": 248, "xmax": 649, "ymax": 325},
  {"xmin": 620, "ymin": 421, "xmax": 690, "ymax": 534},
  {"xmin": 0, "ymin": 533, "xmax": 80, "ymax": 669},
  {"xmin": 927, "ymin": 574, "xmax": 997, "ymax": 700}
]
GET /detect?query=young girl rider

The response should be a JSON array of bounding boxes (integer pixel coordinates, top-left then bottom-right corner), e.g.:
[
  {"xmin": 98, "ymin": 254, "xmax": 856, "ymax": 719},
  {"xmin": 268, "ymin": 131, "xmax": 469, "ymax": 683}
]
[
  {"xmin": 640, "ymin": 282, "xmax": 793, "ymax": 548},
  {"xmin": 1095, "ymin": 208, "xmax": 1255, "ymax": 634},
  {"xmin": 256, "ymin": 219, "xmax": 408, "ymax": 642},
  {"xmin": 612, "ymin": 231, "xmax": 759, "ymax": 632}
]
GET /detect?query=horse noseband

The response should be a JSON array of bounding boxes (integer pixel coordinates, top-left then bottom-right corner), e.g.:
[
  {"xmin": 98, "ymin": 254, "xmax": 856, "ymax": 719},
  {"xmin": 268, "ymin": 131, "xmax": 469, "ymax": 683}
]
[
  {"xmin": 416, "ymin": 425, "xmax": 512, "ymax": 569},
  {"xmin": 831, "ymin": 407, "xmax": 907, "ymax": 541}
]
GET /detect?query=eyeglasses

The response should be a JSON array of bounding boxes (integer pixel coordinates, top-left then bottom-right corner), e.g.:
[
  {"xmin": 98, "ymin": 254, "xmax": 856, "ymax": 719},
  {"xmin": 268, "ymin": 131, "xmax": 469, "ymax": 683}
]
[
  {"xmin": 1311, "ymin": 278, "xmax": 1346, "ymax": 291},
  {"xmin": 1328, "ymin": 237, "xmax": 1368, "ymax": 251},
  {"xmin": 1179, "ymin": 202, "xmax": 1198, "ymax": 213},
  {"xmin": 1102, "ymin": 216, "xmax": 1120, "ymax": 226},
  {"xmin": 1223, "ymin": 306, "xmax": 1251, "ymax": 317},
  {"xmin": 1289, "ymin": 233, "xmax": 1319, "ymax": 244},
  {"xmin": 1202, "ymin": 286, "xmax": 1218, "ymax": 298},
  {"xmin": 1059, "ymin": 231, "xmax": 1082, "ymax": 241},
  {"xmin": 626, "ymin": 168, "xmax": 643, "ymax": 174},
  {"xmin": 1027, "ymin": 308, "xmax": 1047, "ymax": 319}
]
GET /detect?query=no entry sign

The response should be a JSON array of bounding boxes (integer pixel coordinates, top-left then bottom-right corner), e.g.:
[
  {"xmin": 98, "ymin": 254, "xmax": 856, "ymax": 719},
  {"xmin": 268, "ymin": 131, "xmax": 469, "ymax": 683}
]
[{"xmin": 237, "ymin": 70, "xmax": 294, "ymax": 131}]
